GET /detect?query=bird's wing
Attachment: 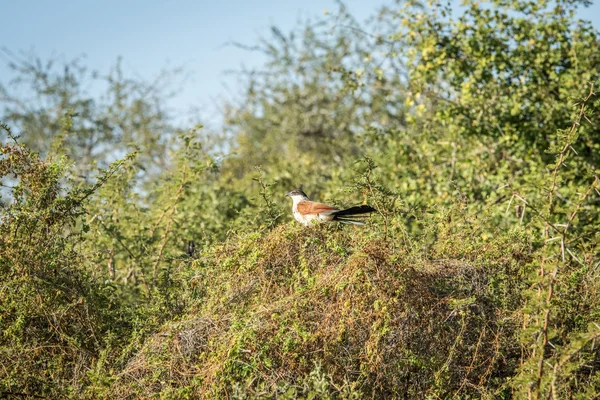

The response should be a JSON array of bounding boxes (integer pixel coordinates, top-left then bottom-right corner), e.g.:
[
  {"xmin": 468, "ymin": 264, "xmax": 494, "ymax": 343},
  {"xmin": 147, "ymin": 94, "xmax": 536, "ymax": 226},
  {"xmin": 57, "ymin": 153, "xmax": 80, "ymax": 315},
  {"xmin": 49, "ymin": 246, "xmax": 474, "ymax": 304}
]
[{"xmin": 297, "ymin": 200, "xmax": 339, "ymax": 215}]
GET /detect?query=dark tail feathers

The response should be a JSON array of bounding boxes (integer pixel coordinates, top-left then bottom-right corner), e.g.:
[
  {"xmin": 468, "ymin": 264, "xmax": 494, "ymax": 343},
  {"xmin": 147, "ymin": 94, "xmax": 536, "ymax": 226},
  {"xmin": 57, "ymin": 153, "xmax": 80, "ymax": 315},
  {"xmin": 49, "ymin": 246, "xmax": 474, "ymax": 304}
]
[
  {"xmin": 331, "ymin": 205, "xmax": 376, "ymax": 225},
  {"xmin": 332, "ymin": 205, "xmax": 376, "ymax": 217}
]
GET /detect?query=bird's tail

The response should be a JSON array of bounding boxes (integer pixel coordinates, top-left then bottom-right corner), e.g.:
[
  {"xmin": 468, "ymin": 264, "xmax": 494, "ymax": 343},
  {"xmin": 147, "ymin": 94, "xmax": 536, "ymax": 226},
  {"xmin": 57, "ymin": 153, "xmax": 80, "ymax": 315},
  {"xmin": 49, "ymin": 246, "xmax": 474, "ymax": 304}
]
[{"xmin": 332, "ymin": 205, "xmax": 376, "ymax": 225}]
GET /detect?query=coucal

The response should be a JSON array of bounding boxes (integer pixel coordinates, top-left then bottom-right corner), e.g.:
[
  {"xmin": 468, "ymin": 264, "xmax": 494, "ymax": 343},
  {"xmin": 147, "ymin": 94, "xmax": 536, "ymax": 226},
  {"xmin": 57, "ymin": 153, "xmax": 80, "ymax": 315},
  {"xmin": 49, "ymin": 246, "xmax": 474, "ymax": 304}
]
[{"xmin": 285, "ymin": 189, "xmax": 376, "ymax": 226}]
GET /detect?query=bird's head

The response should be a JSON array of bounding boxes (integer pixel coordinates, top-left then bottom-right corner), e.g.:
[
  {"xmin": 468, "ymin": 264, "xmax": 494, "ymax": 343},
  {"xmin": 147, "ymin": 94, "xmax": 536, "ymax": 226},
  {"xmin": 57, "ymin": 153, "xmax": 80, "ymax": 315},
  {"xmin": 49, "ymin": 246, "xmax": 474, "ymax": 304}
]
[{"xmin": 285, "ymin": 188, "xmax": 309, "ymax": 200}]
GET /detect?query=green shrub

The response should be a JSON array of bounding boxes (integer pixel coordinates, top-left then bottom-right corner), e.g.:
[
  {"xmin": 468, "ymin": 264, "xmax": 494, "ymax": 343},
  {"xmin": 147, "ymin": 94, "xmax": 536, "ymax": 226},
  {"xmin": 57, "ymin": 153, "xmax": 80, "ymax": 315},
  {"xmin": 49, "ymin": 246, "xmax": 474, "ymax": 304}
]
[{"xmin": 1, "ymin": 0, "xmax": 599, "ymax": 398}]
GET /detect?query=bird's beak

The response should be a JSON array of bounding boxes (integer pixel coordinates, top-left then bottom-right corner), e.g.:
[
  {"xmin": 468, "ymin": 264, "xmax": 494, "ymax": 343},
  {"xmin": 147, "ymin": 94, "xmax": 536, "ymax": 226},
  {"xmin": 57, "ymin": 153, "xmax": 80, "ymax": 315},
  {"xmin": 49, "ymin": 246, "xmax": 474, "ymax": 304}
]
[{"xmin": 285, "ymin": 192, "xmax": 291, "ymax": 197}]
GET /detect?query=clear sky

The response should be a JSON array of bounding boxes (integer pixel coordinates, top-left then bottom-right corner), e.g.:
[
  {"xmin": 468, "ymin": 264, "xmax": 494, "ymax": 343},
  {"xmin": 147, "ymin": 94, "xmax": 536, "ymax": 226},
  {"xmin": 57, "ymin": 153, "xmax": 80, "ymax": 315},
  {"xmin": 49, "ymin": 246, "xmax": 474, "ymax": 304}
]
[{"xmin": 1, "ymin": 0, "xmax": 599, "ymax": 128}]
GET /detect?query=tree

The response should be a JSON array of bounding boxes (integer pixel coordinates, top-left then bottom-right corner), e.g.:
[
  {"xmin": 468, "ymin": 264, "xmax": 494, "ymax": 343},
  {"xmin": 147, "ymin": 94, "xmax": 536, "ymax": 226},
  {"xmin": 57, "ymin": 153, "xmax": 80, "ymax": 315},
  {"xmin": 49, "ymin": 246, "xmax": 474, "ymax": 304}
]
[
  {"xmin": 399, "ymin": 0, "xmax": 600, "ymax": 161},
  {"xmin": 0, "ymin": 52, "xmax": 180, "ymax": 181},
  {"xmin": 220, "ymin": 5, "xmax": 409, "ymax": 183}
]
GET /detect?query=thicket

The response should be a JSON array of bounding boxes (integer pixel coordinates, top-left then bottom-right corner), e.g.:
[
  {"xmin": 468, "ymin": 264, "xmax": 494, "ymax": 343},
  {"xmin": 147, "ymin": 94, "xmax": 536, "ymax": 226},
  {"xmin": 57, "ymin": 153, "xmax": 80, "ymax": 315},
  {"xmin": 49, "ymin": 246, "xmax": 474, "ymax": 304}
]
[{"xmin": 1, "ymin": 0, "xmax": 599, "ymax": 398}]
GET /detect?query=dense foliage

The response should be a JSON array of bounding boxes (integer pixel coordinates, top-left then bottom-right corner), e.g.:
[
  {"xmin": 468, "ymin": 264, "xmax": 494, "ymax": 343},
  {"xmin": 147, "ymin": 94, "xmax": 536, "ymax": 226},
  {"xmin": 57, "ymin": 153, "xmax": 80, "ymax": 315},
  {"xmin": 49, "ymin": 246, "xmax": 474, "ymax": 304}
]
[{"xmin": 1, "ymin": 0, "xmax": 599, "ymax": 398}]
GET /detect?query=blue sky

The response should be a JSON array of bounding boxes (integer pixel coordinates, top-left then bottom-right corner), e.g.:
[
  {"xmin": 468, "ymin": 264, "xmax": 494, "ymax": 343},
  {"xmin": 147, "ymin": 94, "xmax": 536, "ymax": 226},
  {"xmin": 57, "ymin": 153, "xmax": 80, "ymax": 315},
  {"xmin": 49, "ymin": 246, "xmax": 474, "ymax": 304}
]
[
  {"xmin": 0, "ymin": 0, "xmax": 378, "ymax": 127},
  {"xmin": 1, "ymin": 0, "xmax": 599, "ymax": 128}
]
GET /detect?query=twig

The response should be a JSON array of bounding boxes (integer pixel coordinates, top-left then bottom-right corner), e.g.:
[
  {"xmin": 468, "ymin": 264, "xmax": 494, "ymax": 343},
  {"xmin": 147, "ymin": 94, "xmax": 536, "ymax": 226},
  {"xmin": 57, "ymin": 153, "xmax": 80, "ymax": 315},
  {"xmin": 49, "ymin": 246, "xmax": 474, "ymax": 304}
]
[{"xmin": 532, "ymin": 82, "xmax": 596, "ymax": 399}]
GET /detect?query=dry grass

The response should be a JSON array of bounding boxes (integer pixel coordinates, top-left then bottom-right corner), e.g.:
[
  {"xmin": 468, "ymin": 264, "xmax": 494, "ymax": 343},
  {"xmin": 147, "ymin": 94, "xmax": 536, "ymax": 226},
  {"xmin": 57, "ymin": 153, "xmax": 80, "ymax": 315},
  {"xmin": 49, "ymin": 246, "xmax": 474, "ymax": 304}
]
[{"xmin": 106, "ymin": 224, "xmax": 533, "ymax": 399}]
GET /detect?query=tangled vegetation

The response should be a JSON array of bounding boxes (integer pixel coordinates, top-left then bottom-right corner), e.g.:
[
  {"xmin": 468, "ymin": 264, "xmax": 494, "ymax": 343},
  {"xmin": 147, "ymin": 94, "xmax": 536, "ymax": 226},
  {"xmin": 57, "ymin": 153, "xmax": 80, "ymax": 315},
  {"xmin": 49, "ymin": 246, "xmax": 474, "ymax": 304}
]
[{"xmin": 1, "ymin": 0, "xmax": 600, "ymax": 398}]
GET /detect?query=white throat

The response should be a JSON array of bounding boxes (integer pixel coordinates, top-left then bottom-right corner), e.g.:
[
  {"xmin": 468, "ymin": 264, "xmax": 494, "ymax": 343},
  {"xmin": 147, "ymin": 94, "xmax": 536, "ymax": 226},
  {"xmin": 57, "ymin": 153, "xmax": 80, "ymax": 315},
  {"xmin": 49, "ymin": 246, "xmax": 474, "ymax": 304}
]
[{"xmin": 290, "ymin": 194, "xmax": 309, "ymax": 210}]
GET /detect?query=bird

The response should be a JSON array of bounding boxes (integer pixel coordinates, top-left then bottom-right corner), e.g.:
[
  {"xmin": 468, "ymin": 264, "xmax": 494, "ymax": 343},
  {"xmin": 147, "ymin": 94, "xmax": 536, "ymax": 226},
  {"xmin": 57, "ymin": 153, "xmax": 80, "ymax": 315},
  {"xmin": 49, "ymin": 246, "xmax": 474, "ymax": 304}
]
[{"xmin": 285, "ymin": 189, "xmax": 376, "ymax": 226}]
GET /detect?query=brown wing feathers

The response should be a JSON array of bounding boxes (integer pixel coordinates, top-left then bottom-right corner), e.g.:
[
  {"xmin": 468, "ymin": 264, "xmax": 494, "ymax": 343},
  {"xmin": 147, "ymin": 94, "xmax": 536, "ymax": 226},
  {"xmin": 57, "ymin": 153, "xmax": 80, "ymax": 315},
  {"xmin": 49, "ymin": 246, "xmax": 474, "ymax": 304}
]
[
  {"xmin": 297, "ymin": 201, "xmax": 376, "ymax": 217},
  {"xmin": 296, "ymin": 201, "xmax": 339, "ymax": 215}
]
